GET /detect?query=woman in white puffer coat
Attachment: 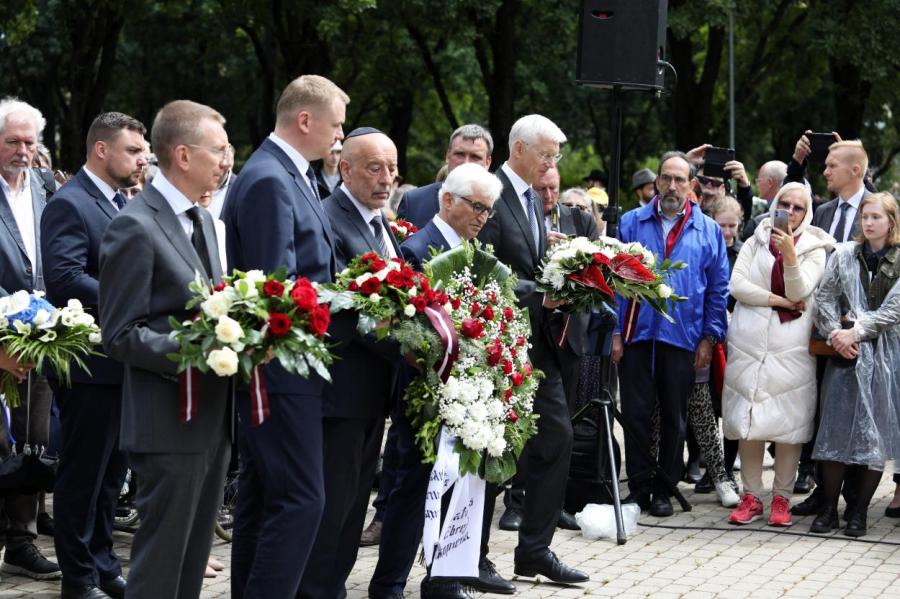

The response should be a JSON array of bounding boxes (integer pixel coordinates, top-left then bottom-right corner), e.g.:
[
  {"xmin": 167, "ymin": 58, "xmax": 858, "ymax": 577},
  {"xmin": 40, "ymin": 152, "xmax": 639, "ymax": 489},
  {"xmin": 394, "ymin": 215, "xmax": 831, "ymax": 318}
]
[{"xmin": 723, "ymin": 182, "xmax": 834, "ymax": 527}]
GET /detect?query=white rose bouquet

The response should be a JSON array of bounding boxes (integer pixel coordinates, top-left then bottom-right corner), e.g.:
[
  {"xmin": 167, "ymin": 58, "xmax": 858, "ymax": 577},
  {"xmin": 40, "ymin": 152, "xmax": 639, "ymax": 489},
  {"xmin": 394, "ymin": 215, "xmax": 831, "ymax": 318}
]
[
  {"xmin": 0, "ymin": 291, "xmax": 102, "ymax": 407},
  {"xmin": 537, "ymin": 236, "xmax": 685, "ymax": 319}
]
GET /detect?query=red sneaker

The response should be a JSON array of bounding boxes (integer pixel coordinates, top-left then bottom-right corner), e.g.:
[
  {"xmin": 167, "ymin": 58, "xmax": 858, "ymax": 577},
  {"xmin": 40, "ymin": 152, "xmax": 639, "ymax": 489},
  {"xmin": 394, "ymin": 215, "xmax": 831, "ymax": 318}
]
[
  {"xmin": 768, "ymin": 495, "xmax": 793, "ymax": 526},
  {"xmin": 729, "ymin": 493, "xmax": 763, "ymax": 525}
]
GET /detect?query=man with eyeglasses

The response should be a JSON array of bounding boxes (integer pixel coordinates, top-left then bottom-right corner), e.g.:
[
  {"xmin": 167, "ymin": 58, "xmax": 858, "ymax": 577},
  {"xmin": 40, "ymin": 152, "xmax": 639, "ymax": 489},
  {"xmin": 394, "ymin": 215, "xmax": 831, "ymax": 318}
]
[
  {"xmin": 0, "ymin": 97, "xmax": 62, "ymax": 581},
  {"xmin": 297, "ymin": 127, "xmax": 403, "ymax": 599},
  {"xmin": 397, "ymin": 124, "xmax": 493, "ymax": 229},
  {"xmin": 204, "ymin": 143, "xmax": 234, "ymax": 220},
  {"xmin": 611, "ymin": 150, "xmax": 729, "ymax": 518},
  {"xmin": 42, "ymin": 111, "xmax": 148, "ymax": 599},
  {"xmin": 477, "ymin": 114, "xmax": 589, "ymax": 589}
]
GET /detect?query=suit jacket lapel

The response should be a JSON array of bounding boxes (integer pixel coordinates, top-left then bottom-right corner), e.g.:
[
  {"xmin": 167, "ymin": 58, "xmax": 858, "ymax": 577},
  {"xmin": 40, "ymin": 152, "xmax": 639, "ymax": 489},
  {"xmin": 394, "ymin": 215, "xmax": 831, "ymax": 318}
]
[
  {"xmin": 30, "ymin": 178, "xmax": 46, "ymax": 288},
  {"xmin": 0, "ymin": 184, "xmax": 29, "ymax": 262},
  {"xmin": 497, "ymin": 169, "xmax": 539, "ymax": 262},
  {"xmin": 144, "ymin": 186, "xmax": 209, "ymax": 279},
  {"xmin": 336, "ymin": 189, "xmax": 381, "ymax": 249},
  {"xmin": 76, "ymin": 169, "xmax": 118, "ymax": 222},
  {"xmin": 428, "ymin": 222, "xmax": 450, "ymax": 253}
]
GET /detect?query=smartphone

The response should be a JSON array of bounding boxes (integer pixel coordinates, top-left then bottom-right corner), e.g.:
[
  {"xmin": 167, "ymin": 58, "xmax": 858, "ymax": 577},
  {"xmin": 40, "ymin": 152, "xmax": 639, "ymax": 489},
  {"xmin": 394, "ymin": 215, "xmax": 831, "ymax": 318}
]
[
  {"xmin": 772, "ymin": 209, "xmax": 790, "ymax": 233},
  {"xmin": 703, "ymin": 147, "xmax": 736, "ymax": 179},
  {"xmin": 808, "ymin": 132, "xmax": 837, "ymax": 163}
]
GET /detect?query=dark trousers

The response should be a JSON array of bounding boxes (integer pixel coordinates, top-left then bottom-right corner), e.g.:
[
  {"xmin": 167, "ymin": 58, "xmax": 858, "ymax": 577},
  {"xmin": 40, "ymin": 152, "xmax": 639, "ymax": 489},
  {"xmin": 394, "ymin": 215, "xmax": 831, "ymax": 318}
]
[
  {"xmin": 297, "ymin": 416, "xmax": 385, "ymax": 599},
  {"xmin": 126, "ymin": 435, "xmax": 229, "ymax": 599},
  {"xmin": 53, "ymin": 383, "xmax": 127, "ymax": 588},
  {"xmin": 619, "ymin": 341, "xmax": 695, "ymax": 497},
  {"xmin": 370, "ymin": 419, "xmax": 401, "ymax": 523},
  {"xmin": 0, "ymin": 375, "xmax": 52, "ymax": 552},
  {"xmin": 231, "ymin": 392, "xmax": 325, "ymax": 599}
]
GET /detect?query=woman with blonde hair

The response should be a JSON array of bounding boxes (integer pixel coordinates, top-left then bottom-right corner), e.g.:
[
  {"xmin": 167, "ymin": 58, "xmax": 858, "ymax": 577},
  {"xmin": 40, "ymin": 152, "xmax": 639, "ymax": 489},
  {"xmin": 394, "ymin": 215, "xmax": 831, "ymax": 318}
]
[
  {"xmin": 810, "ymin": 192, "xmax": 900, "ymax": 537},
  {"xmin": 723, "ymin": 182, "xmax": 834, "ymax": 526}
]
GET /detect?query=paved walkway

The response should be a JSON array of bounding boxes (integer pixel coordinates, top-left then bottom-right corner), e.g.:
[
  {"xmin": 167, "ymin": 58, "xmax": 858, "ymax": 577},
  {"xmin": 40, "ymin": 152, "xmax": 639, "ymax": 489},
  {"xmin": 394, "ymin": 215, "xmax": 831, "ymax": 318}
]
[{"xmin": 3, "ymin": 459, "xmax": 899, "ymax": 598}]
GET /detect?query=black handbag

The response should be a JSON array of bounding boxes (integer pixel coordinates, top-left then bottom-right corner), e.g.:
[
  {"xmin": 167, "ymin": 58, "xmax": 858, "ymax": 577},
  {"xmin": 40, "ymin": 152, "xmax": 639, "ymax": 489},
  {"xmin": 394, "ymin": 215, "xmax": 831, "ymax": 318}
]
[{"xmin": 0, "ymin": 373, "xmax": 58, "ymax": 496}]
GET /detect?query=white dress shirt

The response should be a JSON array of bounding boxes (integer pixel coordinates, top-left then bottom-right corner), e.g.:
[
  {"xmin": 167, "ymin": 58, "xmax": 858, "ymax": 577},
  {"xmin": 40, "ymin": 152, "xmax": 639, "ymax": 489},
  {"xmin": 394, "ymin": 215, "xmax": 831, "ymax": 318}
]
[
  {"xmin": 341, "ymin": 184, "xmax": 397, "ymax": 258},
  {"xmin": 0, "ymin": 171, "xmax": 37, "ymax": 266},
  {"xmin": 828, "ymin": 185, "xmax": 864, "ymax": 241},
  {"xmin": 83, "ymin": 166, "xmax": 121, "ymax": 211},
  {"xmin": 151, "ymin": 171, "xmax": 197, "ymax": 237},
  {"xmin": 268, "ymin": 133, "xmax": 316, "ymax": 196},
  {"xmin": 432, "ymin": 214, "xmax": 463, "ymax": 249}
]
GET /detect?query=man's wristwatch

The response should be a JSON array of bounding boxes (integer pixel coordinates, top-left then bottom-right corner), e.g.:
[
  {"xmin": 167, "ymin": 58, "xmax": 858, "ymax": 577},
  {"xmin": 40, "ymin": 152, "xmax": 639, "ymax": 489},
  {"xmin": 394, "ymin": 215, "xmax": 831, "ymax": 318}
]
[{"xmin": 703, "ymin": 334, "xmax": 718, "ymax": 346}]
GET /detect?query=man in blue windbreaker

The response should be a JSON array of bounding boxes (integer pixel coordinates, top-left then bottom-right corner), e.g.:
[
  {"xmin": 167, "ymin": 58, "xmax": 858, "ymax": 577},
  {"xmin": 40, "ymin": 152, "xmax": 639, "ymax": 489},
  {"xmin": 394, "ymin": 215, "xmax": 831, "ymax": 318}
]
[{"xmin": 611, "ymin": 150, "xmax": 729, "ymax": 517}]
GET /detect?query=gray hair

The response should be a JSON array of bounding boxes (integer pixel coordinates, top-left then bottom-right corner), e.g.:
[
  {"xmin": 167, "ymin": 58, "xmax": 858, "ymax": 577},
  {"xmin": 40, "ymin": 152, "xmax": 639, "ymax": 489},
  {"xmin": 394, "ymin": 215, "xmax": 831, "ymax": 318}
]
[
  {"xmin": 561, "ymin": 187, "xmax": 589, "ymax": 206},
  {"xmin": 659, "ymin": 150, "xmax": 696, "ymax": 178},
  {"xmin": 507, "ymin": 114, "xmax": 566, "ymax": 152},
  {"xmin": 759, "ymin": 160, "xmax": 787, "ymax": 183},
  {"xmin": 0, "ymin": 98, "xmax": 46, "ymax": 135},
  {"xmin": 439, "ymin": 163, "xmax": 502, "ymax": 201},
  {"xmin": 448, "ymin": 124, "xmax": 493, "ymax": 155}
]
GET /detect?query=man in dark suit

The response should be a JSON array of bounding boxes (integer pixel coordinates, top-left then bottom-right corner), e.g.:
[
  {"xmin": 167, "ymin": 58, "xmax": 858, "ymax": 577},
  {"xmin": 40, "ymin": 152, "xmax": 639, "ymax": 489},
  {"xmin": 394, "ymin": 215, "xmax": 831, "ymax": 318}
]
[
  {"xmin": 0, "ymin": 98, "xmax": 59, "ymax": 580},
  {"xmin": 99, "ymin": 100, "xmax": 231, "ymax": 599},
  {"xmin": 369, "ymin": 162, "xmax": 502, "ymax": 599},
  {"xmin": 297, "ymin": 128, "xmax": 402, "ymax": 599},
  {"xmin": 788, "ymin": 137, "xmax": 871, "ymax": 517},
  {"xmin": 222, "ymin": 75, "xmax": 347, "ymax": 599},
  {"xmin": 476, "ymin": 115, "xmax": 588, "ymax": 586},
  {"xmin": 396, "ymin": 124, "xmax": 492, "ymax": 229},
  {"xmin": 43, "ymin": 112, "xmax": 147, "ymax": 599}
]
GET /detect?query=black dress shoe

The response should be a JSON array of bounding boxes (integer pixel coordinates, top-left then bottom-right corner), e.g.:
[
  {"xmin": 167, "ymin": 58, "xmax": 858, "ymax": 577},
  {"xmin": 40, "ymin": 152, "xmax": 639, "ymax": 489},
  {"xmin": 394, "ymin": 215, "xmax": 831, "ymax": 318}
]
[
  {"xmin": 649, "ymin": 494, "xmax": 674, "ymax": 517},
  {"xmin": 469, "ymin": 557, "xmax": 515, "ymax": 594},
  {"xmin": 793, "ymin": 471, "xmax": 815, "ymax": 494},
  {"xmin": 60, "ymin": 586, "xmax": 111, "ymax": 599},
  {"xmin": 694, "ymin": 472, "xmax": 714, "ymax": 494},
  {"xmin": 809, "ymin": 506, "xmax": 839, "ymax": 534},
  {"xmin": 623, "ymin": 493, "xmax": 651, "ymax": 511},
  {"xmin": 514, "ymin": 550, "xmax": 589, "ymax": 584},
  {"xmin": 885, "ymin": 505, "xmax": 900, "ymax": 518},
  {"xmin": 557, "ymin": 510, "xmax": 580, "ymax": 530},
  {"xmin": 100, "ymin": 575, "xmax": 126, "ymax": 599},
  {"xmin": 420, "ymin": 576, "xmax": 473, "ymax": 599},
  {"xmin": 36, "ymin": 512, "xmax": 55, "ymax": 537},
  {"xmin": 498, "ymin": 507, "xmax": 522, "ymax": 531},
  {"xmin": 791, "ymin": 489, "xmax": 824, "ymax": 516},
  {"xmin": 844, "ymin": 510, "xmax": 868, "ymax": 537}
]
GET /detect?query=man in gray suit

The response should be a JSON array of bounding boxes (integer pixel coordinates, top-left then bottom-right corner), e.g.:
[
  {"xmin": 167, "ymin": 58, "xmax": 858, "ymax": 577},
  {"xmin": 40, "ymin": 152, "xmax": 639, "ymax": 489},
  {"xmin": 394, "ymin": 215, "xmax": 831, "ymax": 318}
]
[
  {"xmin": 99, "ymin": 100, "xmax": 231, "ymax": 599},
  {"xmin": 0, "ymin": 97, "xmax": 59, "ymax": 580}
]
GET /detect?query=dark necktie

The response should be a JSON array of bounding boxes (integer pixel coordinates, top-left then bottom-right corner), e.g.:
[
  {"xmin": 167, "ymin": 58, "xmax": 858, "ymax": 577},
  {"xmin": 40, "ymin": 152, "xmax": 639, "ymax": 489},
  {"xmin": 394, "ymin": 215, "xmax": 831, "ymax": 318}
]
[
  {"xmin": 370, "ymin": 216, "xmax": 389, "ymax": 257},
  {"xmin": 112, "ymin": 192, "xmax": 127, "ymax": 210},
  {"xmin": 185, "ymin": 206, "xmax": 213, "ymax": 279},
  {"xmin": 306, "ymin": 166, "xmax": 321, "ymax": 201},
  {"xmin": 524, "ymin": 188, "xmax": 540, "ymax": 252},
  {"xmin": 833, "ymin": 201, "xmax": 851, "ymax": 243}
]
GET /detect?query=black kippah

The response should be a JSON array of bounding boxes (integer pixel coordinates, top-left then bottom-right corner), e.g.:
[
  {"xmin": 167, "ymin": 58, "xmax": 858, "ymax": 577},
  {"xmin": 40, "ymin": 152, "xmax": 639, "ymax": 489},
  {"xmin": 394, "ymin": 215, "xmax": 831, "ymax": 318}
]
[{"xmin": 344, "ymin": 126, "xmax": 383, "ymax": 139}]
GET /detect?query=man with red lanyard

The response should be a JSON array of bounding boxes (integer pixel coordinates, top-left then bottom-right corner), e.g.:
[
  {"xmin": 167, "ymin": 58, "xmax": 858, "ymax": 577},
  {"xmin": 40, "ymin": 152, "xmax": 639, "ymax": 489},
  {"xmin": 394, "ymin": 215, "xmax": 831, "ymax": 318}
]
[{"xmin": 611, "ymin": 150, "xmax": 730, "ymax": 517}]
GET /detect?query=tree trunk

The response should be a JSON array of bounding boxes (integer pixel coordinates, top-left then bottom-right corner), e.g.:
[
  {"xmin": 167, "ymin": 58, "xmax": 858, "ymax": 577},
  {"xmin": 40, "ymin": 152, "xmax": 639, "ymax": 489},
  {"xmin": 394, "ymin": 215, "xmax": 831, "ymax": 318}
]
[
  {"xmin": 387, "ymin": 88, "xmax": 414, "ymax": 178},
  {"xmin": 669, "ymin": 25, "xmax": 725, "ymax": 152},
  {"xmin": 829, "ymin": 59, "xmax": 871, "ymax": 139}
]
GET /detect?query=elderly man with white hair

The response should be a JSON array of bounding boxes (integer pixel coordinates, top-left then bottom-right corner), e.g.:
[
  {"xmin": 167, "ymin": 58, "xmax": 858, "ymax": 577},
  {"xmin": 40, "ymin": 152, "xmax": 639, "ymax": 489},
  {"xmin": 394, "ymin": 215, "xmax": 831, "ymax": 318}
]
[
  {"xmin": 0, "ymin": 97, "xmax": 60, "ymax": 581},
  {"xmin": 476, "ymin": 114, "xmax": 589, "ymax": 589}
]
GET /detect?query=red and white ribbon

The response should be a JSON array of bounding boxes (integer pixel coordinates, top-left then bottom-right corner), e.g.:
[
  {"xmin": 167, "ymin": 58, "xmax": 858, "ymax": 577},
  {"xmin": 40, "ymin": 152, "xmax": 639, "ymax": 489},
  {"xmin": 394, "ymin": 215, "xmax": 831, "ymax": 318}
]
[
  {"xmin": 179, "ymin": 367, "xmax": 201, "ymax": 423},
  {"xmin": 423, "ymin": 304, "xmax": 459, "ymax": 383},
  {"xmin": 250, "ymin": 365, "xmax": 270, "ymax": 427}
]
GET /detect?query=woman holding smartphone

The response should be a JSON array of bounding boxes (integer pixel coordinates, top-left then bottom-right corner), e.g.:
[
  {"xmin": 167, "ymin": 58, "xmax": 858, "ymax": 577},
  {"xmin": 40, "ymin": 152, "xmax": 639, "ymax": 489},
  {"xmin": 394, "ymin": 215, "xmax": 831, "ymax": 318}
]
[
  {"xmin": 811, "ymin": 192, "xmax": 900, "ymax": 537},
  {"xmin": 723, "ymin": 182, "xmax": 834, "ymax": 526}
]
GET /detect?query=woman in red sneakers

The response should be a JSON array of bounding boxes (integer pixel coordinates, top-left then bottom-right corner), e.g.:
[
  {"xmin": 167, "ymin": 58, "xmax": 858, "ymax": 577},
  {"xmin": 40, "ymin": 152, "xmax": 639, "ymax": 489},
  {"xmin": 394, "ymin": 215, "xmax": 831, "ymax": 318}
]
[
  {"xmin": 810, "ymin": 192, "xmax": 900, "ymax": 537},
  {"xmin": 722, "ymin": 183, "xmax": 834, "ymax": 526}
]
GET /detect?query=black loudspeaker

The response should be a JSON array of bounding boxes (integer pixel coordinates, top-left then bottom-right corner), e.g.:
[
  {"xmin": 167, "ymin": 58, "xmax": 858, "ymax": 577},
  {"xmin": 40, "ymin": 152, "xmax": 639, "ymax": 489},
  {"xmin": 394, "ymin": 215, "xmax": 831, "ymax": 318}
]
[{"xmin": 576, "ymin": 0, "xmax": 668, "ymax": 90}]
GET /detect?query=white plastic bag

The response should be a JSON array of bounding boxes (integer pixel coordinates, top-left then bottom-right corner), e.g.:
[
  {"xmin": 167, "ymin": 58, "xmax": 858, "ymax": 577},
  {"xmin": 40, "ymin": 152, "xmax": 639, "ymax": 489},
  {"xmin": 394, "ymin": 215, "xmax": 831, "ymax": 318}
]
[{"xmin": 575, "ymin": 502, "xmax": 640, "ymax": 540}]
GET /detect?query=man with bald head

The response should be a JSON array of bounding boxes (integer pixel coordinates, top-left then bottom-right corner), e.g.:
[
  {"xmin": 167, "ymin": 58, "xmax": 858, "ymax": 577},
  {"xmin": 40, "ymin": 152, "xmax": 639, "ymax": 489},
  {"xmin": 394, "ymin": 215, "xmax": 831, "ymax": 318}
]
[
  {"xmin": 297, "ymin": 128, "xmax": 403, "ymax": 599},
  {"xmin": 741, "ymin": 160, "xmax": 788, "ymax": 240}
]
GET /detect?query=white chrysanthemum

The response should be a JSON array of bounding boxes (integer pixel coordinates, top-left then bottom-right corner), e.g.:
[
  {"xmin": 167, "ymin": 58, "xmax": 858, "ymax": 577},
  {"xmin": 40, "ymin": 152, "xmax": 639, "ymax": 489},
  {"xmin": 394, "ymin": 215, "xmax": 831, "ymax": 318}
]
[
  {"xmin": 245, "ymin": 270, "xmax": 266, "ymax": 284},
  {"xmin": 570, "ymin": 236, "xmax": 598, "ymax": 254},
  {"xmin": 444, "ymin": 403, "xmax": 467, "ymax": 427},
  {"xmin": 66, "ymin": 298, "xmax": 84, "ymax": 311},
  {"xmin": 598, "ymin": 235, "xmax": 622, "ymax": 248},
  {"xmin": 642, "ymin": 249, "xmax": 656, "ymax": 267},
  {"xmin": 215, "ymin": 315, "xmax": 244, "ymax": 344},
  {"xmin": 201, "ymin": 292, "xmax": 232, "ymax": 319},
  {"xmin": 207, "ymin": 347, "xmax": 239, "ymax": 376},
  {"xmin": 487, "ymin": 435, "xmax": 507, "ymax": 457},
  {"xmin": 542, "ymin": 264, "xmax": 566, "ymax": 290},
  {"xmin": 468, "ymin": 402, "xmax": 488, "ymax": 424}
]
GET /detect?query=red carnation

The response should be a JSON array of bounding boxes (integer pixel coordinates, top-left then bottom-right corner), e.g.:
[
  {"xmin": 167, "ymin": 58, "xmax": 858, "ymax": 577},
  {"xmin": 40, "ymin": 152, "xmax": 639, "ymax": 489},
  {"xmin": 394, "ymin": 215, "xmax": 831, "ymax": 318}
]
[
  {"xmin": 450, "ymin": 297, "xmax": 462, "ymax": 310},
  {"xmin": 268, "ymin": 312, "xmax": 292, "ymax": 337},
  {"xmin": 460, "ymin": 318, "xmax": 485, "ymax": 339},
  {"xmin": 501, "ymin": 360, "xmax": 513, "ymax": 375},
  {"xmin": 481, "ymin": 306, "xmax": 495, "ymax": 321},
  {"xmin": 486, "ymin": 341, "xmax": 503, "ymax": 366},
  {"xmin": 291, "ymin": 284, "xmax": 318, "ymax": 312},
  {"xmin": 516, "ymin": 336, "xmax": 527, "ymax": 347},
  {"xmin": 470, "ymin": 302, "xmax": 481, "ymax": 317},
  {"xmin": 511, "ymin": 372, "xmax": 524, "ymax": 386},
  {"xmin": 348, "ymin": 281, "xmax": 359, "ymax": 292},
  {"xmin": 509, "ymin": 348, "xmax": 517, "ymax": 358},
  {"xmin": 503, "ymin": 307, "xmax": 514, "ymax": 321},
  {"xmin": 508, "ymin": 409, "xmax": 519, "ymax": 422},
  {"xmin": 360, "ymin": 277, "xmax": 382, "ymax": 296},
  {"xmin": 213, "ymin": 282, "xmax": 226, "ymax": 292},
  {"xmin": 308, "ymin": 304, "xmax": 331, "ymax": 337},
  {"xmin": 263, "ymin": 279, "xmax": 285, "ymax": 298},
  {"xmin": 504, "ymin": 388, "xmax": 513, "ymax": 402}
]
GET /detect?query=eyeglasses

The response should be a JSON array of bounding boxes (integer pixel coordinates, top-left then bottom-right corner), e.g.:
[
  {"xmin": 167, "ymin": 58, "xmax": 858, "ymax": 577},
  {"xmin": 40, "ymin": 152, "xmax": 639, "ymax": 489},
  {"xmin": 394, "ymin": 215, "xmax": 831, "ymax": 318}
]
[
  {"xmin": 456, "ymin": 195, "xmax": 495, "ymax": 218},
  {"xmin": 776, "ymin": 200, "xmax": 807, "ymax": 214},
  {"xmin": 696, "ymin": 175, "xmax": 724, "ymax": 188},
  {"xmin": 658, "ymin": 174, "xmax": 689, "ymax": 186},
  {"xmin": 523, "ymin": 142, "xmax": 563, "ymax": 165},
  {"xmin": 560, "ymin": 201, "xmax": 590, "ymax": 212},
  {"xmin": 186, "ymin": 144, "xmax": 234, "ymax": 160}
]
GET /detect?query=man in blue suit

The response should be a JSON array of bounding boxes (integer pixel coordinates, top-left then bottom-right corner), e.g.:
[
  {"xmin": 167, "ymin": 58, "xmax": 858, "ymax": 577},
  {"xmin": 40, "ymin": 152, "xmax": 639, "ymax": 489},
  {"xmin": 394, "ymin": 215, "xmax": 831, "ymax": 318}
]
[
  {"xmin": 396, "ymin": 124, "xmax": 492, "ymax": 229},
  {"xmin": 0, "ymin": 98, "xmax": 59, "ymax": 580},
  {"xmin": 222, "ymin": 75, "xmax": 347, "ymax": 599},
  {"xmin": 42, "ymin": 112, "xmax": 147, "ymax": 599},
  {"xmin": 369, "ymin": 163, "xmax": 502, "ymax": 599}
]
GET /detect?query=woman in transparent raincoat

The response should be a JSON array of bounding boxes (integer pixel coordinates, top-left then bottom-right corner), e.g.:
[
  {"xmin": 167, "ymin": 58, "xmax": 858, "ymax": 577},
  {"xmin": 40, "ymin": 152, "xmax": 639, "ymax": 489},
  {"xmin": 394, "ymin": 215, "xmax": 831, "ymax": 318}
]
[{"xmin": 811, "ymin": 192, "xmax": 900, "ymax": 537}]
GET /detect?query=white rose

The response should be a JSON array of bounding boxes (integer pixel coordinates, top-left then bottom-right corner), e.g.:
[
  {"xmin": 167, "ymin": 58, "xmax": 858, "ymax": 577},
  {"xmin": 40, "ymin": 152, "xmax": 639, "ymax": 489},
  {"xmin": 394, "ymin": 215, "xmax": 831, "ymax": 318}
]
[
  {"xmin": 658, "ymin": 283, "xmax": 672, "ymax": 299},
  {"xmin": 215, "ymin": 315, "xmax": 244, "ymax": 344},
  {"xmin": 88, "ymin": 331, "xmax": 102, "ymax": 344},
  {"xmin": 66, "ymin": 298, "xmax": 84, "ymax": 311},
  {"xmin": 207, "ymin": 347, "xmax": 239, "ymax": 377},
  {"xmin": 75, "ymin": 312, "xmax": 96, "ymax": 327},
  {"xmin": 245, "ymin": 270, "xmax": 266, "ymax": 284},
  {"xmin": 32, "ymin": 309, "xmax": 51, "ymax": 326},
  {"xmin": 408, "ymin": 286, "xmax": 417, "ymax": 297},
  {"xmin": 403, "ymin": 304, "xmax": 417, "ymax": 317},
  {"xmin": 233, "ymin": 278, "xmax": 259, "ymax": 299},
  {"xmin": 201, "ymin": 292, "xmax": 232, "ymax": 319},
  {"xmin": 369, "ymin": 293, "xmax": 381, "ymax": 303}
]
